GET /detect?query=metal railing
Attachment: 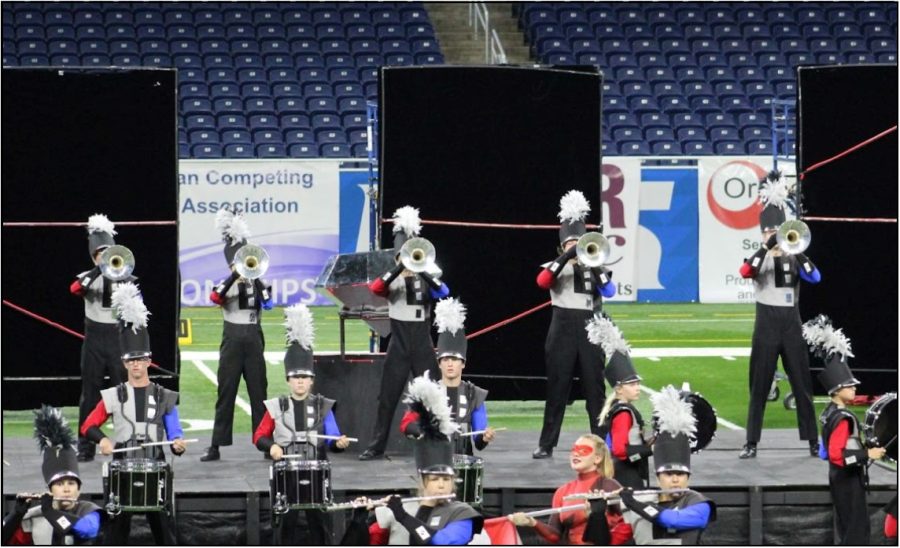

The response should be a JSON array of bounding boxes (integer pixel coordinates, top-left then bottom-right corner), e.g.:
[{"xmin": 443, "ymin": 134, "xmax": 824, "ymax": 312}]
[{"xmin": 468, "ymin": 2, "xmax": 508, "ymax": 64}]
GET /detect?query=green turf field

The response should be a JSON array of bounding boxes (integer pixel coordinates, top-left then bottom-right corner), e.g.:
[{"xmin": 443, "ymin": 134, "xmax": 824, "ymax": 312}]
[{"xmin": 5, "ymin": 302, "xmax": 869, "ymax": 439}]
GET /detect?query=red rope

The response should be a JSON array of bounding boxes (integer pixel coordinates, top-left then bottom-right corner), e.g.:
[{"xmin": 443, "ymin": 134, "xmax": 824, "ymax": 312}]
[
  {"xmin": 467, "ymin": 300, "xmax": 552, "ymax": 340},
  {"xmin": 800, "ymin": 125, "xmax": 897, "ymax": 181},
  {"xmin": 803, "ymin": 216, "xmax": 897, "ymax": 224},
  {"xmin": 383, "ymin": 219, "xmax": 601, "ymax": 230},
  {"xmin": 2, "ymin": 299, "xmax": 176, "ymax": 376},
  {"xmin": 2, "ymin": 220, "xmax": 177, "ymax": 227}
]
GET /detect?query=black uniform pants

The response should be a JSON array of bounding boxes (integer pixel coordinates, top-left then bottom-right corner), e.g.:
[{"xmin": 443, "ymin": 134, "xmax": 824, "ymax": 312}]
[
  {"xmin": 211, "ymin": 322, "xmax": 267, "ymax": 446},
  {"xmin": 367, "ymin": 319, "xmax": 438, "ymax": 453},
  {"xmin": 106, "ymin": 510, "xmax": 177, "ymax": 545},
  {"xmin": 829, "ymin": 466, "xmax": 870, "ymax": 544},
  {"xmin": 538, "ymin": 307, "xmax": 606, "ymax": 449},
  {"xmin": 745, "ymin": 303, "xmax": 817, "ymax": 444},
  {"xmin": 274, "ymin": 509, "xmax": 331, "ymax": 545},
  {"xmin": 78, "ymin": 320, "xmax": 126, "ymax": 454}
]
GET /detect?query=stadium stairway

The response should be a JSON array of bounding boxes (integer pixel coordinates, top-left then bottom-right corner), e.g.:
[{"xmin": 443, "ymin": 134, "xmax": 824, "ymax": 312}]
[{"xmin": 426, "ymin": 2, "xmax": 530, "ymax": 64}]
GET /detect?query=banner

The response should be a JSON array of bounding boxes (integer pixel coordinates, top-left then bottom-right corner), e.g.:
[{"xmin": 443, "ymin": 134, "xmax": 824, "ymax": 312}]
[
  {"xmin": 601, "ymin": 158, "xmax": 642, "ymax": 302},
  {"xmin": 179, "ymin": 159, "xmax": 341, "ymax": 306},
  {"xmin": 698, "ymin": 157, "xmax": 797, "ymax": 303}
]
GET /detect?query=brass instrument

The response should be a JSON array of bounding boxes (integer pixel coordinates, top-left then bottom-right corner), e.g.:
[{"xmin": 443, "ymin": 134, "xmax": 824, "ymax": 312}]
[
  {"xmin": 234, "ymin": 244, "xmax": 270, "ymax": 280},
  {"xmin": 776, "ymin": 220, "xmax": 811, "ymax": 255},
  {"xmin": 324, "ymin": 494, "xmax": 455, "ymax": 512},
  {"xmin": 99, "ymin": 245, "xmax": 135, "ymax": 281},
  {"xmin": 399, "ymin": 237, "xmax": 439, "ymax": 275},
  {"xmin": 575, "ymin": 232, "xmax": 610, "ymax": 268}
]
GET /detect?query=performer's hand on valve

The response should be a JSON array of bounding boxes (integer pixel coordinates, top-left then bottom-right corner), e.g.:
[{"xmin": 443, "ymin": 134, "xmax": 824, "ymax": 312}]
[
  {"xmin": 171, "ymin": 438, "xmax": 186, "ymax": 455},
  {"xmin": 482, "ymin": 426, "xmax": 496, "ymax": 443},
  {"xmin": 98, "ymin": 437, "xmax": 115, "ymax": 455},
  {"xmin": 868, "ymin": 446, "xmax": 887, "ymax": 460},
  {"xmin": 270, "ymin": 444, "xmax": 284, "ymax": 461},
  {"xmin": 508, "ymin": 512, "xmax": 537, "ymax": 527},
  {"xmin": 335, "ymin": 435, "xmax": 351, "ymax": 449}
]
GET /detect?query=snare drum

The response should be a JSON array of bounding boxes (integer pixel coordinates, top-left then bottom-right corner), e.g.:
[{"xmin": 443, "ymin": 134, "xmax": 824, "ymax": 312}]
[
  {"xmin": 105, "ymin": 459, "xmax": 171, "ymax": 513},
  {"xmin": 270, "ymin": 460, "xmax": 332, "ymax": 513},
  {"xmin": 864, "ymin": 392, "xmax": 897, "ymax": 463},
  {"xmin": 452, "ymin": 455, "xmax": 484, "ymax": 507}
]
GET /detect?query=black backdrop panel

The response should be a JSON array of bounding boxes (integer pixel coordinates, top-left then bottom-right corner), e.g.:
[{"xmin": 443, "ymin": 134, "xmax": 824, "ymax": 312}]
[
  {"xmin": 2, "ymin": 68, "xmax": 179, "ymax": 408},
  {"xmin": 796, "ymin": 64, "xmax": 898, "ymax": 394},
  {"xmin": 797, "ymin": 64, "xmax": 898, "ymax": 218},
  {"xmin": 379, "ymin": 66, "xmax": 602, "ymax": 399}
]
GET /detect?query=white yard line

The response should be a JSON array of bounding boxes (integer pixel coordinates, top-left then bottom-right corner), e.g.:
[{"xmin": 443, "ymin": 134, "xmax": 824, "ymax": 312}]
[
  {"xmin": 189, "ymin": 359, "xmax": 253, "ymax": 416},
  {"xmin": 639, "ymin": 385, "xmax": 745, "ymax": 431},
  {"xmin": 182, "ymin": 348, "xmax": 752, "ymax": 361}
]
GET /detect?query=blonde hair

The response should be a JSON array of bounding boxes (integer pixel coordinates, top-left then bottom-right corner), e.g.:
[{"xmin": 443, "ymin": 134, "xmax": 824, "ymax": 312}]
[
  {"xmin": 577, "ymin": 434, "xmax": 615, "ymax": 479},
  {"xmin": 597, "ymin": 391, "xmax": 619, "ymax": 428}
]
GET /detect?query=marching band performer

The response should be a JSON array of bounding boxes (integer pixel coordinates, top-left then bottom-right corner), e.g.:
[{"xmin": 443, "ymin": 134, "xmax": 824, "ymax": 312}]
[
  {"xmin": 2, "ymin": 406, "xmax": 102, "ymax": 545},
  {"xmin": 70, "ymin": 214, "xmax": 136, "ymax": 463},
  {"xmin": 400, "ymin": 298, "xmax": 495, "ymax": 456},
  {"xmin": 617, "ymin": 386, "xmax": 716, "ymax": 545},
  {"xmin": 252, "ymin": 304, "xmax": 350, "ymax": 544},
  {"xmin": 509, "ymin": 434, "xmax": 633, "ymax": 545},
  {"xmin": 79, "ymin": 283, "xmax": 185, "ymax": 545},
  {"xmin": 202, "ymin": 210, "xmax": 272, "ymax": 462},
  {"xmin": 360, "ymin": 206, "xmax": 449, "ymax": 461},
  {"xmin": 738, "ymin": 172, "xmax": 820, "ymax": 459},
  {"xmin": 591, "ymin": 315, "xmax": 652, "ymax": 489},
  {"xmin": 804, "ymin": 316, "xmax": 885, "ymax": 544},
  {"xmin": 533, "ymin": 191, "xmax": 615, "ymax": 459}
]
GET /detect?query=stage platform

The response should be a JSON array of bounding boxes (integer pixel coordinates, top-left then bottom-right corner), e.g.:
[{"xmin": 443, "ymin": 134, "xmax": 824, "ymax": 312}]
[{"xmin": 3, "ymin": 429, "xmax": 896, "ymax": 545}]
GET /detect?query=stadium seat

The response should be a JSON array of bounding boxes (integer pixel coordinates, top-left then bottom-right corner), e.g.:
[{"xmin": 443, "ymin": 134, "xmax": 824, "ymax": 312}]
[
  {"xmin": 619, "ymin": 141, "xmax": 650, "ymax": 155},
  {"xmin": 320, "ymin": 143, "xmax": 351, "ymax": 157},
  {"xmin": 714, "ymin": 141, "xmax": 743, "ymax": 155},
  {"xmin": 257, "ymin": 144, "xmax": 287, "ymax": 158},
  {"xmin": 193, "ymin": 144, "xmax": 222, "ymax": 158},
  {"xmin": 683, "ymin": 141, "xmax": 713, "ymax": 155},
  {"xmin": 651, "ymin": 142, "xmax": 681, "ymax": 155}
]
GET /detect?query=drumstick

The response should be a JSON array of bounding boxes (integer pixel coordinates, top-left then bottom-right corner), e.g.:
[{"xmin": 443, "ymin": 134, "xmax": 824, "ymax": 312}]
[
  {"xmin": 307, "ymin": 433, "xmax": 359, "ymax": 442},
  {"xmin": 140, "ymin": 438, "xmax": 199, "ymax": 447},
  {"xmin": 110, "ymin": 446, "xmax": 145, "ymax": 454},
  {"xmin": 459, "ymin": 427, "xmax": 507, "ymax": 438}
]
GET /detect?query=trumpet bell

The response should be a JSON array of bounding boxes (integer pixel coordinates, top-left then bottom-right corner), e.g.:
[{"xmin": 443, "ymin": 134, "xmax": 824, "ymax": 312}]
[
  {"xmin": 575, "ymin": 232, "xmax": 610, "ymax": 268},
  {"xmin": 99, "ymin": 245, "xmax": 135, "ymax": 281},
  {"xmin": 399, "ymin": 237, "xmax": 436, "ymax": 274},
  {"xmin": 776, "ymin": 220, "xmax": 811, "ymax": 255},
  {"xmin": 234, "ymin": 244, "xmax": 269, "ymax": 280}
]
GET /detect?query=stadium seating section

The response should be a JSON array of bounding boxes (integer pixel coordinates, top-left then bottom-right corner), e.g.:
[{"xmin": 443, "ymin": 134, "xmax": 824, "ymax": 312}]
[{"xmin": 2, "ymin": 2, "xmax": 896, "ymax": 157}]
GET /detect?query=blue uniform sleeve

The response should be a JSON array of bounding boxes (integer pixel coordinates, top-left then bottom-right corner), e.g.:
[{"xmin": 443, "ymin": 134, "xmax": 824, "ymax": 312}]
[
  {"xmin": 471, "ymin": 404, "xmax": 488, "ymax": 446},
  {"xmin": 429, "ymin": 282, "xmax": 450, "ymax": 299},
  {"xmin": 163, "ymin": 406, "xmax": 184, "ymax": 441},
  {"xmin": 431, "ymin": 518, "xmax": 473, "ymax": 545},
  {"xmin": 656, "ymin": 502, "xmax": 712, "ymax": 531},
  {"xmin": 324, "ymin": 410, "xmax": 341, "ymax": 448},
  {"xmin": 798, "ymin": 266, "xmax": 821, "ymax": 284},
  {"xmin": 72, "ymin": 511, "xmax": 101, "ymax": 540}
]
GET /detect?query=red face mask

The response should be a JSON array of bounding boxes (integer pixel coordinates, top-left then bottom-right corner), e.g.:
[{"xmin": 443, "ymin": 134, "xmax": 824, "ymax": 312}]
[{"xmin": 571, "ymin": 444, "xmax": 594, "ymax": 457}]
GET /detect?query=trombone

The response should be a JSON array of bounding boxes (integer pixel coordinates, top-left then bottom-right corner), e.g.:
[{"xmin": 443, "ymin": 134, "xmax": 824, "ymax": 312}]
[
  {"xmin": 775, "ymin": 220, "xmax": 811, "ymax": 255},
  {"xmin": 99, "ymin": 245, "xmax": 135, "ymax": 281},
  {"xmin": 575, "ymin": 232, "xmax": 611, "ymax": 268},
  {"xmin": 324, "ymin": 494, "xmax": 455, "ymax": 512},
  {"xmin": 234, "ymin": 244, "xmax": 269, "ymax": 280}
]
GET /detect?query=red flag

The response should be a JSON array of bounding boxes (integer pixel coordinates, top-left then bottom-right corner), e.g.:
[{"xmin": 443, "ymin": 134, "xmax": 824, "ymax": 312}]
[{"xmin": 482, "ymin": 517, "xmax": 523, "ymax": 545}]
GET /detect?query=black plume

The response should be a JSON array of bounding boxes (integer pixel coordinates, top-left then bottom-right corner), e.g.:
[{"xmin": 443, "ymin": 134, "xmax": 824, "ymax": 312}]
[{"xmin": 33, "ymin": 404, "xmax": 77, "ymax": 454}]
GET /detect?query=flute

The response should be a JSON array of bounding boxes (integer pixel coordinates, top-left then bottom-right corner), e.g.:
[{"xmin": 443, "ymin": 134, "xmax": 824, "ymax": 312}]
[
  {"xmin": 458, "ymin": 427, "xmax": 508, "ymax": 438},
  {"xmin": 324, "ymin": 494, "xmax": 456, "ymax": 512},
  {"xmin": 519, "ymin": 502, "xmax": 590, "ymax": 518},
  {"xmin": 563, "ymin": 488, "xmax": 689, "ymax": 502},
  {"xmin": 16, "ymin": 493, "xmax": 79, "ymax": 503}
]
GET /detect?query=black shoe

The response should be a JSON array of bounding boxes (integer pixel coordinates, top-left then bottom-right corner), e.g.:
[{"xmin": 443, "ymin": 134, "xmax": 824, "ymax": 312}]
[
  {"xmin": 532, "ymin": 447, "xmax": 553, "ymax": 459},
  {"xmin": 358, "ymin": 449, "xmax": 384, "ymax": 461},
  {"xmin": 809, "ymin": 441, "xmax": 820, "ymax": 457},
  {"xmin": 738, "ymin": 443, "xmax": 757, "ymax": 459},
  {"xmin": 200, "ymin": 446, "xmax": 220, "ymax": 462}
]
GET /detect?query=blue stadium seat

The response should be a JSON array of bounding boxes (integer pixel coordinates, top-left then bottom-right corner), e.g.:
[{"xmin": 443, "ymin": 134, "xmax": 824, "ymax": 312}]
[
  {"xmin": 280, "ymin": 113, "xmax": 310, "ymax": 129},
  {"xmin": 289, "ymin": 143, "xmax": 317, "ymax": 157},
  {"xmin": 771, "ymin": 23, "xmax": 802, "ymax": 39},
  {"xmin": 189, "ymin": 129, "xmax": 219, "ymax": 145},
  {"xmin": 696, "ymin": 53, "xmax": 727, "ymax": 68},
  {"xmin": 257, "ymin": 144, "xmax": 286, "ymax": 158},
  {"xmin": 193, "ymin": 144, "xmax": 222, "ymax": 158},
  {"xmin": 350, "ymin": 38, "xmax": 379, "ymax": 54},
  {"xmin": 50, "ymin": 54, "xmax": 78, "ymax": 65},
  {"xmin": 706, "ymin": 112, "xmax": 736, "ymax": 127},
  {"xmin": 712, "ymin": 24, "xmax": 741, "ymax": 40},
  {"xmin": 652, "ymin": 142, "xmax": 681, "ymax": 155},
  {"xmin": 82, "ymin": 54, "xmax": 111, "ymax": 66},
  {"xmin": 320, "ymin": 143, "xmax": 351, "ymax": 157},
  {"xmin": 252, "ymin": 129, "xmax": 282, "ymax": 145},
  {"xmin": 652, "ymin": 81, "xmax": 681, "ymax": 99},
  {"xmin": 659, "ymin": 96, "xmax": 691, "ymax": 114},
  {"xmin": 622, "ymin": 82, "xmax": 651, "ymax": 97},
  {"xmin": 285, "ymin": 129, "xmax": 315, "ymax": 146},
  {"xmin": 273, "ymin": 82, "xmax": 302, "ymax": 98},
  {"xmin": 224, "ymin": 144, "xmax": 254, "ymax": 158},
  {"xmin": 346, "ymin": 23, "xmax": 376, "ymax": 40},
  {"xmin": 645, "ymin": 127, "xmax": 676, "ymax": 142},
  {"xmin": 19, "ymin": 54, "xmax": 48, "ymax": 65},
  {"xmin": 673, "ymin": 112, "xmax": 704, "ymax": 129},
  {"xmin": 217, "ymin": 113, "xmax": 247, "ymax": 130},
  {"xmin": 871, "ymin": 38, "xmax": 897, "ymax": 53},
  {"xmin": 714, "ymin": 141, "xmax": 743, "ymax": 155},
  {"xmin": 249, "ymin": 114, "xmax": 279, "ymax": 130},
  {"xmin": 605, "ymin": 96, "xmax": 628, "ymax": 114},
  {"xmin": 796, "ymin": 8, "xmax": 826, "ymax": 25},
  {"xmin": 683, "ymin": 141, "xmax": 713, "ymax": 155},
  {"xmin": 612, "ymin": 127, "xmax": 641, "ymax": 142},
  {"xmin": 619, "ymin": 141, "xmax": 650, "ymax": 155},
  {"xmin": 351, "ymin": 143, "xmax": 368, "ymax": 157},
  {"xmin": 179, "ymin": 143, "xmax": 191, "ymax": 158},
  {"xmin": 676, "ymin": 127, "xmax": 706, "ymax": 141},
  {"xmin": 690, "ymin": 96, "xmax": 720, "ymax": 115},
  {"xmin": 727, "ymin": 52, "xmax": 756, "ymax": 68}
]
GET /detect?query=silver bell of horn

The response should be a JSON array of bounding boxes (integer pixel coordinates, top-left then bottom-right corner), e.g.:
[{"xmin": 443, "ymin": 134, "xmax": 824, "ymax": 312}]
[
  {"xmin": 99, "ymin": 245, "xmax": 135, "ymax": 281},
  {"xmin": 399, "ymin": 237, "xmax": 436, "ymax": 274},
  {"xmin": 234, "ymin": 244, "xmax": 270, "ymax": 280},
  {"xmin": 575, "ymin": 232, "xmax": 611, "ymax": 268},
  {"xmin": 776, "ymin": 220, "xmax": 811, "ymax": 255}
]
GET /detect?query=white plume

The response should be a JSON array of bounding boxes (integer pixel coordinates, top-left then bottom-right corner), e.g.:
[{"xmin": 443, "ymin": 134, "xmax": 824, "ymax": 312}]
[
  {"xmin": 284, "ymin": 304, "xmax": 315, "ymax": 350},
  {"xmin": 87, "ymin": 213, "xmax": 116, "ymax": 236},
  {"xmin": 585, "ymin": 314, "xmax": 631, "ymax": 357},
  {"xmin": 214, "ymin": 209, "xmax": 251, "ymax": 244},
  {"xmin": 802, "ymin": 315, "xmax": 854, "ymax": 359},
  {"xmin": 391, "ymin": 205, "xmax": 422, "ymax": 236},
  {"xmin": 558, "ymin": 190, "xmax": 591, "ymax": 223},
  {"xmin": 758, "ymin": 175, "xmax": 790, "ymax": 209},
  {"xmin": 111, "ymin": 282, "xmax": 150, "ymax": 333},
  {"xmin": 403, "ymin": 371, "xmax": 459, "ymax": 437},
  {"xmin": 651, "ymin": 385, "xmax": 697, "ymax": 437},
  {"xmin": 434, "ymin": 298, "xmax": 466, "ymax": 335}
]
